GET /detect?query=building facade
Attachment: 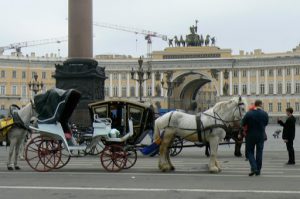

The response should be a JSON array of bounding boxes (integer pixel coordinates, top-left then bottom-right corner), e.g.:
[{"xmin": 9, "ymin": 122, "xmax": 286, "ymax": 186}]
[{"xmin": 0, "ymin": 44, "xmax": 300, "ymax": 123}]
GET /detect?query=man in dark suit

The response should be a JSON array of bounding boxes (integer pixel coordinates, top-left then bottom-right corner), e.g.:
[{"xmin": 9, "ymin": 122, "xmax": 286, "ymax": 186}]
[
  {"xmin": 241, "ymin": 100, "xmax": 269, "ymax": 176},
  {"xmin": 278, "ymin": 107, "xmax": 296, "ymax": 165}
]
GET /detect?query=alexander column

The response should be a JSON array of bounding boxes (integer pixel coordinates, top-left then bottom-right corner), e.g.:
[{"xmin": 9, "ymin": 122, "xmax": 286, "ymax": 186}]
[{"xmin": 54, "ymin": 0, "xmax": 105, "ymax": 126}]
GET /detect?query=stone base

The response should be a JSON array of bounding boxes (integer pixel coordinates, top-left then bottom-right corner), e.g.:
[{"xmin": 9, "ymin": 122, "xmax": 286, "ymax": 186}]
[{"xmin": 54, "ymin": 58, "xmax": 106, "ymax": 127}]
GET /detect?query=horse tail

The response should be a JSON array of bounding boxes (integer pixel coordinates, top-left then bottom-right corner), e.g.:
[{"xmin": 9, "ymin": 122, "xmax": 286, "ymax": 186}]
[
  {"xmin": 153, "ymin": 118, "xmax": 161, "ymax": 144},
  {"xmin": 153, "ymin": 111, "xmax": 174, "ymax": 144}
]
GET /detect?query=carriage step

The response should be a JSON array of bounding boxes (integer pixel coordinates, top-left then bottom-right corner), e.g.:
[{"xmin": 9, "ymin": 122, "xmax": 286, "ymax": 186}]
[{"xmin": 68, "ymin": 145, "xmax": 87, "ymax": 151}]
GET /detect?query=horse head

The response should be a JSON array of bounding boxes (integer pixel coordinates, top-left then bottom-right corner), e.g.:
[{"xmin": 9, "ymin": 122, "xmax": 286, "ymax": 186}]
[
  {"xmin": 212, "ymin": 96, "xmax": 247, "ymax": 128},
  {"xmin": 16, "ymin": 102, "xmax": 38, "ymax": 126}
]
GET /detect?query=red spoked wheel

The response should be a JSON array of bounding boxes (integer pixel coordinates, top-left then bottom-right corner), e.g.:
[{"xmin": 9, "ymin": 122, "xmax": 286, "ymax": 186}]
[
  {"xmin": 54, "ymin": 142, "xmax": 71, "ymax": 169},
  {"xmin": 123, "ymin": 146, "xmax": 137, "ymax": 169},
  {"xmin": 38, "ymin": 139, "xmax": 62, "ymax": 170},
  {"xmin": 25, "ymin": 136, "xmax": 61, "ymax": 172},
  {"xmin": 100, "ymin": 144, "xmax": 127, "ymax": 172},
  {"xmin": 25, "ymin": 136, "xmax": 48, "ymax": 171}
]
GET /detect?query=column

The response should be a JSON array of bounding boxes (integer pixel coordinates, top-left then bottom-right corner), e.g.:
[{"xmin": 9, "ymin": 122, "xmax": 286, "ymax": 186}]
[
  {"xmin": 256, "ymin": 70, "xmax": 259, "ymax": 95},
  {"xmin": 274, "ymin": 68, "xmax": 277, "ymax": 95},
  {"xmin": 247, "ymin": 70, "xmax": 251, "ymax": 95},
  {"xmin": 126, "ymin": 73, "xmax": 130, "ymax": 97},
  {"xmin": 238, "ymin": 70, "xmax": 241, "ymax": 95},
  {"xmin": 135, "ymin": 74, "xmax": 138, "ymax": 97},
  {"xmin": 143, "ymin": 74, "xmax": 147, "ymax": 97},
  {"xmin": 229, "ymin": 70, "xmax": 233, "ymax": 95},
  {"xmin": 118, "ymin": 73, "xmax": 121, "ymax": 97},
  {"xmin": 291, "ymin": 67, "xmax": 295, "ymax": 94},
  {"xmin": 160, "ymin": 73, "xmax": 164, "ymax": 97},
  {"xmin": 220, "ymin": 71, "xmax": 223, "ymax": 96},
  {"xmin": 282, "ymin": 68, "xmax": 286, "ymax": 94},
  {"xmin": 151, "ymin": 72, "xmax": 155, "ymax": 97},
  {"xmin": 264, "ymin": 69, "xmax": 268, "ymax": 95},
  {"xmin": 109, "ymin": 73, "xmax": 113, "ymax": 97},
  {"xmin": 68, "ymin": 0, "xmax": 93, "ymax": 58}
]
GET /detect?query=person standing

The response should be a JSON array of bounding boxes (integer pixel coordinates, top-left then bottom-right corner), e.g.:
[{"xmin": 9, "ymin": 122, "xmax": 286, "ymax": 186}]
[
  {"xmin": 278, "ymin": 107, "xmax": 296, "ymax": 165},
  {"xmin": 241, "ymin": 100, "xmax": 269, "ymax": 176}
]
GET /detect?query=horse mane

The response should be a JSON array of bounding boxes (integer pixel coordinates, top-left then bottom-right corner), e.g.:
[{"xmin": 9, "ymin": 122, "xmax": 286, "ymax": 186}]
[{"xmin": 209, "ymin": 97, "xmax": 240, "ymax": 113}]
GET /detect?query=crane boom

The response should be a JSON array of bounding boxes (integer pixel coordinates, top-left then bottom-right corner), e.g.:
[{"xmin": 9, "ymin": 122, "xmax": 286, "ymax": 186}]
[
  {"xmin": 0, "ymin": 36, "xmax": 67, "ymax": 55},
  {"xmin": 93, "ymin": 22, "xmax": 168, "ymax": 41},
  {"xmin": 93, "ymin": 21, "xmax": 168, "ymax": 57}
]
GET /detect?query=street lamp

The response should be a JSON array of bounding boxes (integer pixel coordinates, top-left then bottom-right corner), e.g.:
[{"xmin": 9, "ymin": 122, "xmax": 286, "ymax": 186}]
[
  {"xmin": 28, "ymin": 72, "xmax": 44, "ymax": 95},
  {"xmin": 131, "ymin": 56, "xmax": 151, "ymax": 102}
]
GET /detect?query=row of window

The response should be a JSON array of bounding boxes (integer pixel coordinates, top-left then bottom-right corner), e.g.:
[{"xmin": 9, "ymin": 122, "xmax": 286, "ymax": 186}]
[
  {"xmin": 267, "ymin": 102, "xmax": 300, "ymax": 112},
  {"xmin": 0, "ymin": 70, "xmax": 49, "ymax": 79},
  {"xmin": 233, "ymin": 82, "xmax": 300, "ymax": 95},
  {"xmin": 232, "ymin": 67, "xmax": 300, "ymax": 78},
  {"xmin": 0, "ymin": 85, "xmax": 46, "ymax": 96},
  {"xmin": 104, "ymin": 86, "xmax": 153, "ymax": 97}
]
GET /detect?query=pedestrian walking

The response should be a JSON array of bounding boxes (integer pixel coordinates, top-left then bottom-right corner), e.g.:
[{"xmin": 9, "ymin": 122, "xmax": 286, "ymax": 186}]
[
  {"xmin": 278, "ymin": 107, "xmax": 296, "ymax": 165},
  {"xmin": 242, "ymin": 104, "xmax": 257, "ymax": 160},
  {"xmin": 241, "ymin": 100, "xmax": 269, "ymax": 176}
]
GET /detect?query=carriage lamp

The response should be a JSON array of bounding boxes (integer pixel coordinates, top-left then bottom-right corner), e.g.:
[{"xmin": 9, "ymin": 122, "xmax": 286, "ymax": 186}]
[
  {"xmin": 28, "ymin": 73, "xmax": 44, "ymax": 95},
  {"xmin": 131, "ymin": 56, "xmax": 152, "ymax": 102}
]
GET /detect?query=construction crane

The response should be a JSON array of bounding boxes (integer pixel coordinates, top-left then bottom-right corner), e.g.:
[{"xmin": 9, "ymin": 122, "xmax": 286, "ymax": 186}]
[
  {"xmin": 0, "ymin": 36, "xmax": 67, "ymax": 56},
  {"xmin": 93, "ymin": 22, "xmax": 168, "ymax": 58}
]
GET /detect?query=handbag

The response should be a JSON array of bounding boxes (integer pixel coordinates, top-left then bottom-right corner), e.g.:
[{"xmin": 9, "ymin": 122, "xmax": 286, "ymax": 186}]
[{"xmin": 264, "ymin": 131, "xmax": 267, "ymax": 141}]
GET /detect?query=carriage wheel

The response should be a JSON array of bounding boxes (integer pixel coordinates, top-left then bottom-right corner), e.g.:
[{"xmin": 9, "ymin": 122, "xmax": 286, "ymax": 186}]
[
  {"xmin": 123, "ymin": 146, "xmax": 137, "ymax": 169},
  {"xmin": 100, "ymin": 145, "xmax": 127, "ymax": 172},
  {"xmin": 85, "ymin": 140, "xmax": 105, "ymax": 155},
  {"xmin": 54, "ymin": 143, "xmax": 71, "ymax": 169},
  {"xmin": 169, "ymin": 136, "xmax": 183, "ymax": 157},
  {"xmin": 38, "ymin": 139, "xmax": 62, "ymax": 170},
  {"xmin": 25, "ymin": 136, "xmax": 57, "ymax": 172}
]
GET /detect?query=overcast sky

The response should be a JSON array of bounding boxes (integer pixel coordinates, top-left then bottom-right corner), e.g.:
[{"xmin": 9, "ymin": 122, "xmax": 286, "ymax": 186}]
[{"xmin": 1, "ymin": 0, "xmax": 300, "ymax": 58}]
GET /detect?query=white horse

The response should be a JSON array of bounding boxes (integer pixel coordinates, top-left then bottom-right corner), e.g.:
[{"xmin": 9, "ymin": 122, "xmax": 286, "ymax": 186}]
[
  {"xmin": 154, "ymin": 97, "xmax": 247, "ymax": 173},
  {"xmin": 7, "ymin": 103, "xmax": 37, "ymax": 170}
]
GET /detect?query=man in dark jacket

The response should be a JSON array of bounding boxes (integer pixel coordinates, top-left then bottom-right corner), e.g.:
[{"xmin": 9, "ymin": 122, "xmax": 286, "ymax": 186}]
[
  {"xmin": 241, "ymin": 100, "xmax": 269, "ymax": 176},
  {"xmin": 278, "ymin": 107, "xmax": 296, "ymax": 165}
]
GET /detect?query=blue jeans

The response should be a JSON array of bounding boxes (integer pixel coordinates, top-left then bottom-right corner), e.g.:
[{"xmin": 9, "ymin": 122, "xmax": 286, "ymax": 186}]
[{"xmin": 246, "ymin": 139, "xmax": 264, "ymax": 172}]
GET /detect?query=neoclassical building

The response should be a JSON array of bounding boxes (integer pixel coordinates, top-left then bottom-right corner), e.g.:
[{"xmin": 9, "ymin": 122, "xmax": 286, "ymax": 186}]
[{"xmin": 1, "ymin": 44, "xmax": 300, "ymax": 122}]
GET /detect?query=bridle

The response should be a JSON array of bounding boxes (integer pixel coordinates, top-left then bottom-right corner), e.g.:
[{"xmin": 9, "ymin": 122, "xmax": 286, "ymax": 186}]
[{"xmin": 202, "ymin": 101, "xmax": 245, "ymax": 127}]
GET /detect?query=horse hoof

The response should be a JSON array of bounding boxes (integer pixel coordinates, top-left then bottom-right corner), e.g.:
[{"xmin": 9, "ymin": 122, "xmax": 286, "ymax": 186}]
[
  {"xmin": 209, "ymin": 166, "xmax": 219, "ymax": 173},
  {"xmin": 7, "ymin": 166, "xmax": 14, "ymax": 171},
  {"xmin": 14, "ymin": 166, "xmax": 21, "ymax": 170}
]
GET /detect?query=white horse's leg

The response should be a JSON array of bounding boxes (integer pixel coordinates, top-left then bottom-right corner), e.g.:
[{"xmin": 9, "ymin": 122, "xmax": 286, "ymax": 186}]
[
  {"xmin": 18, "ymin": 132, "xmax": 27, "ymax": 160},
  {"xmin": 7, "ymin": 137, "xmax": 17, "ymax": 170},
  {"xmin": 158, "ymin": 129, "xmax": 175, "ymax": 172},
  {"xmin": 14, "ymin": 134, "xmax": 25, "ymax": 170},
  {"xmin": 207, "ymin": 135, "xmax": 220, "ymax": 173}
]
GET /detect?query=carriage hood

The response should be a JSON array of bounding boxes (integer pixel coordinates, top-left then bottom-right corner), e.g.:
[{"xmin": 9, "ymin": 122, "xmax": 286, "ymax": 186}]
[{"xmin": 34, "ymin": 88, "xmax": 81, "ymax": 124}]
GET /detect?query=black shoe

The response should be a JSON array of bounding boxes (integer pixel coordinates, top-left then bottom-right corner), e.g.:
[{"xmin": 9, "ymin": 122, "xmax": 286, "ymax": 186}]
[
  {"xmin": 248, "ymin": 171, "xmax": 256, "ymax": 176},
  {"xmin": 255, "ymin": 171, "xmax": 261, "ymax": 176},
  {"xmin": 286, "ymin": 162, "xmax": 295, "ymax": 165},
  {"xmin": 14, "ymin": 166, "xmax": 21, "ymax": 170},
  {"xmin": 7, "ymin": 166, "xmax": 13, "ymax": 171}
]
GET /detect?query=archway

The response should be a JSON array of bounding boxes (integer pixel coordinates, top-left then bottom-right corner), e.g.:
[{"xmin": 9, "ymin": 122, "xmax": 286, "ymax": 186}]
[{"xmin": 170, "ymin": 71, "xmax": 218, "ymax": 111}]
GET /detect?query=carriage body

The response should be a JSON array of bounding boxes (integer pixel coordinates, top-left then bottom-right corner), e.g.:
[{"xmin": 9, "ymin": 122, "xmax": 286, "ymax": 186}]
[
  {"xmin": 25, "ymin": 89, "xmax": 154, "ymax": 172},
  {"xmin": 88, "ymin": 99, "xmax": 155, "ymax": 145},
  {"xmin": 0, "ymin": 117, "xmax": 14, "ymax": 142}
]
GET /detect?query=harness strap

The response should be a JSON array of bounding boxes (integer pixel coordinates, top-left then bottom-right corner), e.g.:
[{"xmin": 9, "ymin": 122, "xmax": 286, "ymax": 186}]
[
  {"xmin": 12, "ymin": 112, "xmax": 29, "ymax": 131},
  {"xmin": 167, "ymin": 111, "xmax": 174, "ymax": 127},
  {"xmin": 196, "ymin": 115, "xmax": 203, "ymax": 142}
]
